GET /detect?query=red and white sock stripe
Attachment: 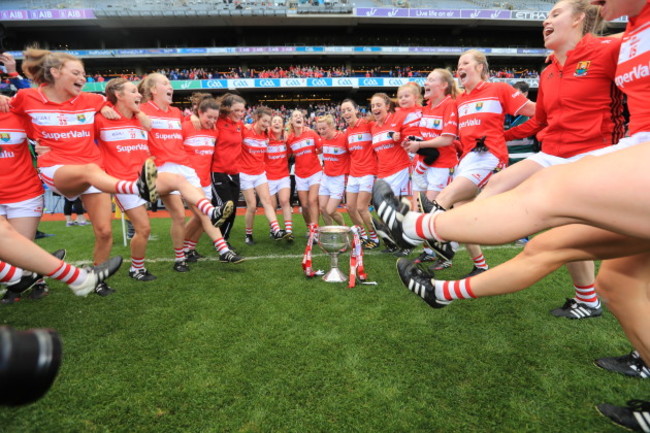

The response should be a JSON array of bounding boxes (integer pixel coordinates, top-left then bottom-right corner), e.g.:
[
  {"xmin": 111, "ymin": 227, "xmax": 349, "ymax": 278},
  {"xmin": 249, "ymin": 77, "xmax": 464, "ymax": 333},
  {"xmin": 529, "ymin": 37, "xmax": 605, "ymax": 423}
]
[
  {"xmin": 270, "ymin": 221, "xmax": 280, "ymax": 233},
  {"xmin": 196, "ymin": 198, "xmax": 215, "ymax": 217},
  {"xmin": 472, "ymin": 254, "xmax": 488, "ymax": 270},
  {"xmin": 174, "ymin": 248, "xmax": 185, "ymax": 262},
  {"xmin": 131, "ymin": 257, "xmax": 145, "ymax": 271},
  {"xmin": 183, "ymin": 239, "xmax": 197, "ymax": 253},
  {"xmin": 47, "ymin": 261, "xmax": 84, "ymax": 285},
  {"xmin": 435, "ymin": 279, "xmax": 476, "ymax": 301},
  {"xmin": 369, "ymin": 229, "xmax": 379, "ymax": 242},
  {"xmin": 285, "ymin": 220, "xmax": 293, "ymax": 233},
  {"xmin": 414, "ymin": 160, "xmax": 427, "ymax": 175},
  {"xmin": 0, "ymin": 261, "xmax": 20, "ymax": 284},
  {"xmin": 213, "ymin": 237, "xmax": 229, "ymax": 253},
  {"xmin": 574, "ymin": 283, "xmax": 599, "ymax": 305},
  {"xmin": 245, "ymin": 228, "xmax": 253, "ymax": 236},
  {"xmin": 115, "ymin": 180, "xmax": 137, "ymax": 195}
]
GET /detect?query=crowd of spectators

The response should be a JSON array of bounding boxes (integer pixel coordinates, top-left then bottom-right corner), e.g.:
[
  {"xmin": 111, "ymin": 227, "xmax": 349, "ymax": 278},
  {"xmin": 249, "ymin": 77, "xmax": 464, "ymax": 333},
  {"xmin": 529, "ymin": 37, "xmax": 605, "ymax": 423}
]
[{"xmin": 85, "ymin": 65, "xmax": 539, "ymax": 82}]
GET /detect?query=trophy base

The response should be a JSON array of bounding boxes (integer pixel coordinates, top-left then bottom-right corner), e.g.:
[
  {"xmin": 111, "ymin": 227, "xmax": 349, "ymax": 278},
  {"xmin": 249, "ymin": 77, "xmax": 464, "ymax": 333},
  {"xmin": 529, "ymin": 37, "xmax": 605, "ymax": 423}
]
[{"xmin": 322, "ymin": 268, "xmax": 347, "ymax": 283}]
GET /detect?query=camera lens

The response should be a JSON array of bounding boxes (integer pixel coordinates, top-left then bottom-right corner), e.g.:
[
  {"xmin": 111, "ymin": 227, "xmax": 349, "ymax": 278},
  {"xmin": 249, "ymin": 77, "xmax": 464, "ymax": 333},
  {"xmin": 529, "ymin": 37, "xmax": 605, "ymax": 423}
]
[{"xmin": 0, "ymin": 326, "xmax": 62, "ymax": 406}]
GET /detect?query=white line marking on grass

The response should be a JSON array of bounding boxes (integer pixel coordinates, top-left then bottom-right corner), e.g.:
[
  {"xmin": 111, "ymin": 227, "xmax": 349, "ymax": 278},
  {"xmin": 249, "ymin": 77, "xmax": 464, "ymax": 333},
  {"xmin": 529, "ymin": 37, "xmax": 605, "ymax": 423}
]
[{"xmin": 69, "ymin": 244, "xmax": 523, "ymax": 266}]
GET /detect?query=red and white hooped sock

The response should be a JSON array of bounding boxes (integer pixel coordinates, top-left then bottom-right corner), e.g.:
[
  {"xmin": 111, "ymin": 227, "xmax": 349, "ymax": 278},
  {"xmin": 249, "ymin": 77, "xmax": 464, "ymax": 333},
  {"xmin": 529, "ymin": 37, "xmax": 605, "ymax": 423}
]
[
  {"xmin": 270, "ymin": 221, "xmax": 280, "ymax": 233},
  {"xmin": 196, "ymin": 198, "xmax": 215, "ymax": 217},
  {"xmin": 131, "ymin": 257, "xmax": 145, "ymax": 271},
  {"xmin": 245, "ymin": 228, "xmax": 253, "ymax": 236},
  {"xmin": 47, "ymin": 261, "xmax": 87, "ymax": 286},
  {"xmin": 434, "ymin": 278, "xmax": 476, "ymax": 301},
  {"xmin": 0, "ymin": 261, "xmax": 21, "ymax": 285},
  {"xmin": 414, "ymin": 160, "xmax": 427, "ymax": 175},
  {"xmin": 574, "ymin": 283, "xmax": 600, "ymax": 308},
  {"xmin": 183, "ymin": 239, "xmax": 197, "ymax": 253},
  {"xmin": 369, "ymin": 229, "xmax": 379, "ymax": 243},
  {"xmin": 472, "ymin": 254, "xmax": 488, "ymax": 270},
  {"xmin": 174, "ymin": 248, "xmax": 185, "ymax": 262},
  {"xmin": 115, "ymin": 180, "xmax": 138, "ymax": 195},
  {"xmin": 357, "ymin": 226, "xmax": 368, "ymax": 239},
  {"xmin": 285, "ymin": 220, "xmax": 293, "ymax": 233},
  {"xmin": 213, "ymin": 237, "xmax": 229, "ymax": 254}
]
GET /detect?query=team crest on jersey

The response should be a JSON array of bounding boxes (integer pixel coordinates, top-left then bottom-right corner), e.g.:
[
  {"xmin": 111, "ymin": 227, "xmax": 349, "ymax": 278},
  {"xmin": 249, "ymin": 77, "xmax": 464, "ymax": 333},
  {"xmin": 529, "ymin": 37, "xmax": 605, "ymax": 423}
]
[
  {"xmin": 433, "ymin": 119, "xmax": 441, "ymax": 128},
  {"xmin": 140, "ymin": 130, "xmax": 146, "ymax": 139},
  {"xmin": 475, "ymin": 102, "xmax": 483, "ymax": 111},
  {"xmin": 575, "ymin": 61, "xmax": 591, "ymax": 77},
  {"xmin": 77, "ymin": 114, "xmax": 87, "ymax": 123},
  {"xmin": 357, "ymin": 134, "xmax": 363, "ymax": 140},
  {"xmin": 0, "ymin": 133, "xmax": 9, "ymax": 142}
]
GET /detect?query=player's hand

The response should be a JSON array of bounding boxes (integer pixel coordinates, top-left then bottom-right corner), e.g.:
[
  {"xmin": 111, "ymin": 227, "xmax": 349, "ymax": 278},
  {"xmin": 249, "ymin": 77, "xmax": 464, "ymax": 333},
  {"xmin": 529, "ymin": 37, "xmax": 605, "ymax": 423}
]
[
  {"xmin": 0, "ymin": 53, "xmax": 17, "ymax": 74},
  {"xmin": 100, "ymin": 105, "xmax": 120, "ymax": 120},
  {"xmin": 34, "ymin": 140, "xmax": 51, "ymax": 156},
  {"xmin": 0, "ymin": 95, "xmax": 10, "ymax": 113},
  {"xmin": 135, "ymin": 111, "xmax": 152, "ymax": 131},
  {"xmin": 404, "ymin": 140, "xmax": 420, "ymax": 153},
  {"xmin": 190, "ymin": 114, "xmax": 201, "ymax": 130}
]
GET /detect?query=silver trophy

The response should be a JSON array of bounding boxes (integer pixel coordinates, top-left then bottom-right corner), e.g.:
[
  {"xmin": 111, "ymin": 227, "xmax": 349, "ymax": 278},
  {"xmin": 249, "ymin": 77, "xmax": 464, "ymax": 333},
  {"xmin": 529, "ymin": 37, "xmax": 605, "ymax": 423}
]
[{"xmin": 317, "ymin": 225, "xmax": 350, "ymax": 283}]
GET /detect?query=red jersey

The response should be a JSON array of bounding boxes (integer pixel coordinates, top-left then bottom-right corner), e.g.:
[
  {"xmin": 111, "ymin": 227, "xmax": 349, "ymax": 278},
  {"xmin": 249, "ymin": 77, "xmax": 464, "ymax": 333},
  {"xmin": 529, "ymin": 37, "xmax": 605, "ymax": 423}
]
[
  {"xmin": 457, "ymin": 81, "xmax": 530, "ymax": 163},
  {"xmin": 212, "ymin": 116, "xmax": 244, "ymax": 174},
  {"xmin": 397, "ymin": 105, "xmax": 424, "ymax": 141},
  {"xmin": 417, "ymin": 96, "xmax": 459, "ymax": 169},
  {"xmin": 370, "ymin": 111, "xmax": 411, "ymax": 178},
  {"xmin": 240, "ymin": 126, "xmax": 268, "ymax": 176},
  {"xmin": 321, "ymin": 131, "xmax": 350, "ymax": 177},
  {"xmin": 265, "ymin": 133, "xmax": 290, "ymax": 181},
  {"xmin": 345, "ymin": 118, "xmax": 377, "ymax": 177},
  {"xmin": 96, "ymin": 114, "xmax": 150, "ymax": 181},
  {"xmin": 506, "ymin": 34, "xmax": 624, "ymax": 158},
  {"xmin": 10, "ymin": 87, "xmax": 104, "ymax": 168},
  {"xmin": 287, "ymin": 128, "xmax": 322, "ymax": 178},
  {"xmin": 616, "ymin": 1, "xmax": 650, "ymax": 135},
  {"xmin": 0, "ymin": 112, "xmax": 43, "ymax": 204},
  {"xmin": 139, "ymin": 101, "xmax": 189, "ymax": 167},
  {"xmin": 182, "ymin": 121, "xmax": 217, "ymax": 187}
]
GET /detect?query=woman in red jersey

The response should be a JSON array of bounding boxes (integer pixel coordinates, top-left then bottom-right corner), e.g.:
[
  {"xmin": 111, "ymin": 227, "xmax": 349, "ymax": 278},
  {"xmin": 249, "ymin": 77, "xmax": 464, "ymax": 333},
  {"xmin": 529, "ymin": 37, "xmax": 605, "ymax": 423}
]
[
  {"xmin": 405, "ymin": 70, "xmax": 459, "ymax": 203},
  {"xmin": 381, "ymin": 49, "xmax": 535, "ymax": 274},
  {"xmin": 445, "ymin": 0, "xmax": 623, "ymax": 318},
  {"xmin": 368, "ymin": 93, "xmax": 411, "ymax": 198},
  {"xmin": 266, "ymin": 114, "xmax": 294, "ymax": 240},
  {"xmin": 286, "ymin": 109, "xmax": 322, "ymax": 231},
  {"xmin": 0, "ymin": 107, "xmax": 49, "ymax": 303},
  {"xmin": 376, "ymin": 1, "xmax": 650, "ymax": 425},
  {"xmin": 182, "ymin": 97, "xmax": 244, "ymax": 263},
  {"xmin": 403, "ymin": 69, "xmax": 459, "ymax": 266},
  {"xmin": 211, "ymin": 93, "xmax": 246, "ymax": 244},
  {"xmin": 340, "ymin": 99, "xmax": 379, "ymax": 249},
  {"xmin": 240, "ymin": 106, "xmax": 288, "ymax": 245},
  {"xmin": 315, "ymin": 114, "xmax": 349, "ymax": 226},
  {"xmin": 138, "ymin": 74, "xmax": 237, "ymax": 271},
  {"xmin": 5, "ymin": 49, "xmax": 159, "ymax": 297}
]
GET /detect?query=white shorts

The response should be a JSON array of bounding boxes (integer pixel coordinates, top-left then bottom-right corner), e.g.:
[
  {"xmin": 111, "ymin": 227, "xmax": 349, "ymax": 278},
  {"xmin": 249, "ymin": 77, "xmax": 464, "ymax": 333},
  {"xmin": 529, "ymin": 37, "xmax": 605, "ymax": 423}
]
[
  {"xmin": 39, "ymin": 165, "xmax": 102, "ymax": 200},
  {"xmin": 240, "ymin": 172, "xmax": 268, "ymax": 191},
  {"xmin": 590, "ymin": 132, "xmax": 650, "ymax": 157},
  {"xmin": 412, "ymin": 167, "xmax": 453, "ymax": 193},
  {"xmin": 319, "ymin": 174, "xmax": 346, "ymax": 200},
  {"xmin": 381, "ymin": 167, "xmax": 410, "ymax": 197},
  {"xmin": 295, "ymin": 171, "xmax": 322, "ymax": 192},
  {"xmin": 114, "ymin": 193, "xmax": 147, "ymax": 212},
  {"xmin": 268, "ymin": 176, "xmax": 291, "ymax": 196},
  {"xmin": 526, "ymin": 147, "xmax": 606, "ymax": 168},
  {"xmin": 454, "ymin": 152, "xmax": 503, "ymax": 187},
  {"xmin": 158, "ymin": 162, "xmax": 201, "ymax": 196},
  {"xmin": 346, "ymin": 174, "xmax": 375, "ymax": 194},
  {"xmin": 0, "ymin": 195, "xmax": 44, "ymax": 219},
  {"xmin": 202, "ymin": 185, "xmax": 212, "ymax": 200}
]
